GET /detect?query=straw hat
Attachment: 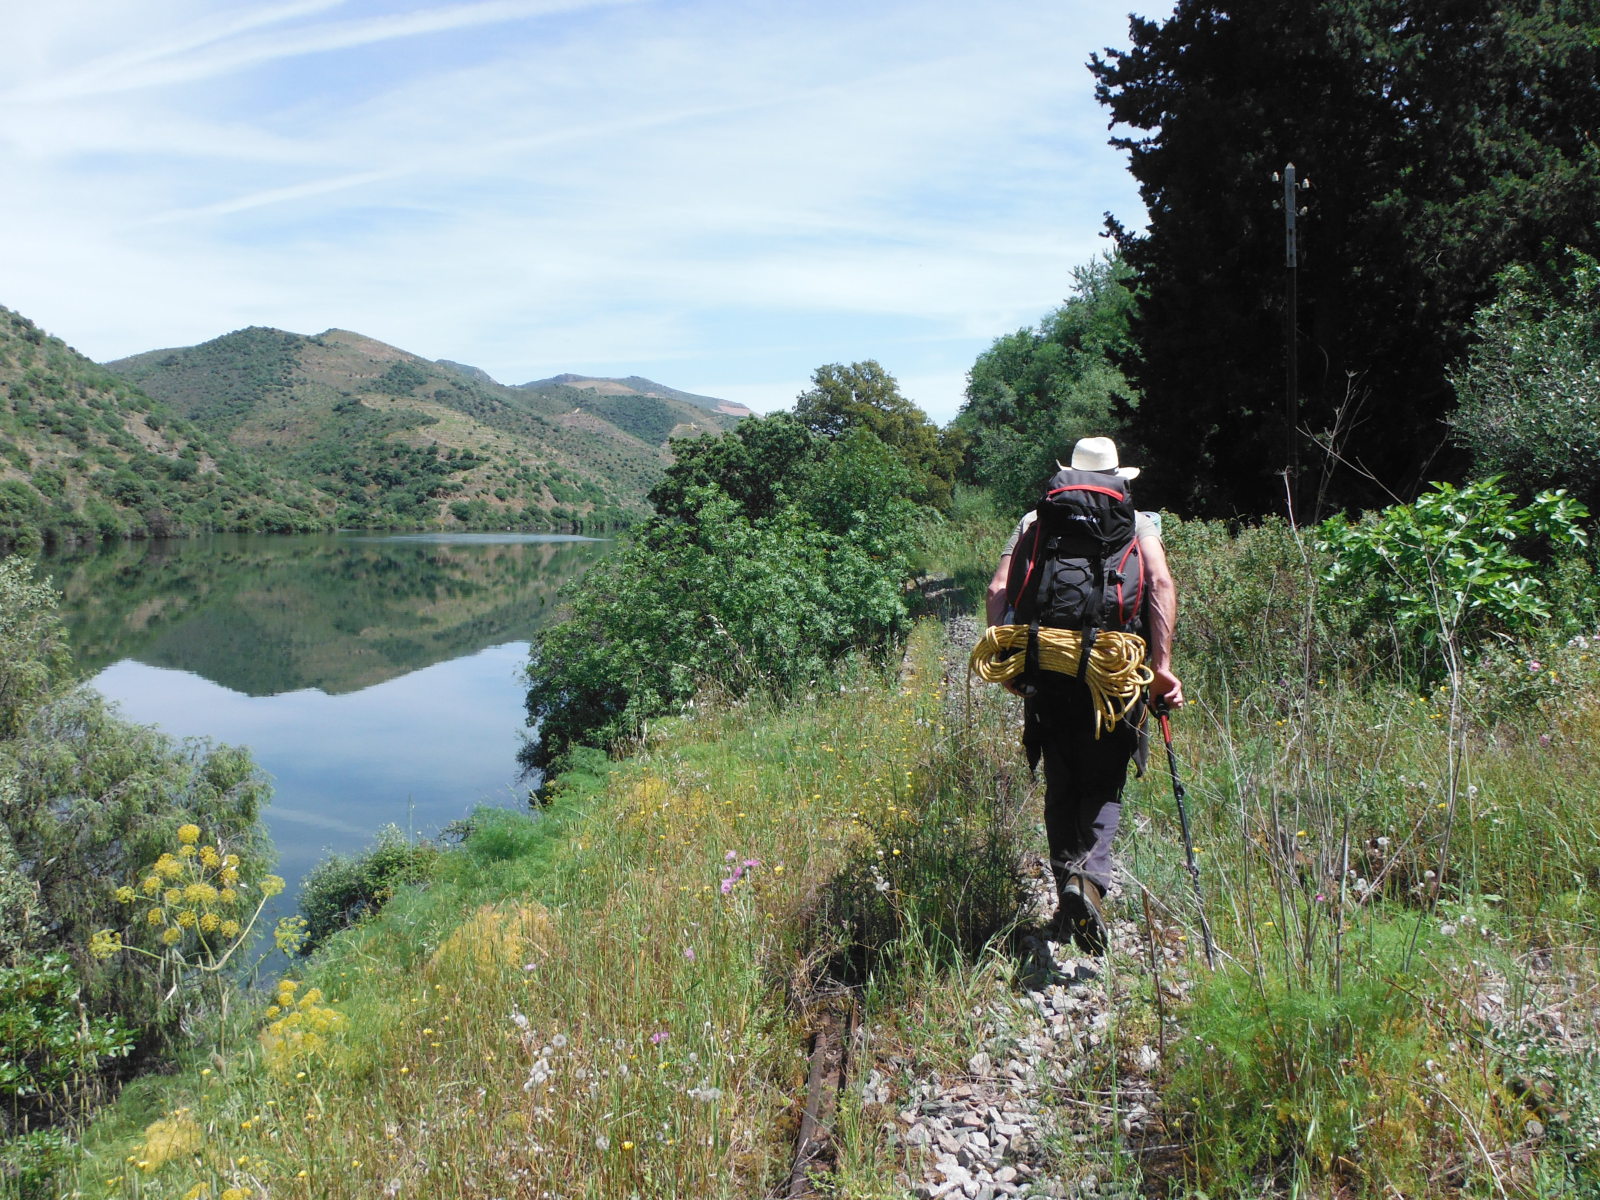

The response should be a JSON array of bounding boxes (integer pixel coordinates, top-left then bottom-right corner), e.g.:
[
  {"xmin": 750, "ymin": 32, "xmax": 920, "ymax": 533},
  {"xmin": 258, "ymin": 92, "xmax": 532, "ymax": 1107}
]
[{"xmin": 1060, "ymin": 436, "xmax": 1140, "ymax": 480}]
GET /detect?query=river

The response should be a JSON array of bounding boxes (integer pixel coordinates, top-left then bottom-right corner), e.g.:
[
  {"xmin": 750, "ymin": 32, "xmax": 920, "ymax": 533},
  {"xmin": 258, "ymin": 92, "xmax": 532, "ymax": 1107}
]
[{"xmin": 37, "ymin": 531, "xmax": 609, "ymax": 920}]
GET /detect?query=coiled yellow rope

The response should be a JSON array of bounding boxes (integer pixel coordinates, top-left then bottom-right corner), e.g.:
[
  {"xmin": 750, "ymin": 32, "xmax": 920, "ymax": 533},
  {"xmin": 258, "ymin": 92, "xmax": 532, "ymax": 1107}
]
[{"xmin": 968, "ymin": 626, "xmax": 1153, "ymax": 737}]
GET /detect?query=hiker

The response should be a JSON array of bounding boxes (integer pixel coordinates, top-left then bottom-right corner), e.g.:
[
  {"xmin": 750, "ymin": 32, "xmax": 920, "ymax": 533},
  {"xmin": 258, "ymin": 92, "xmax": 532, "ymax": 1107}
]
[{"xmin": 981, "ymin": 436, "xmax": 1182, "ymax": 953}]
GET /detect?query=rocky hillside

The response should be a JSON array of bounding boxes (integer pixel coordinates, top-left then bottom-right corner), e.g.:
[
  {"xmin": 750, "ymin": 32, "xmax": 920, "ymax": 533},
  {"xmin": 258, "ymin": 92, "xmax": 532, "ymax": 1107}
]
[
  {"xmin": 0, "ymin": 306, "xmax": 328, "ymax": 552},
  {"xmin": 109, "ymin": 328, "xmax": 744, "ymax": 534}
]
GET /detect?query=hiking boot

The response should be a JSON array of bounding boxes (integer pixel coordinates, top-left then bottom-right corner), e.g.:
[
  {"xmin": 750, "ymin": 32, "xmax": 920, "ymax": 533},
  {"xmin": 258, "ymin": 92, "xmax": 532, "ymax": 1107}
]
[{"xmin": 1057, "ymin": 875, "xmax": 1108, "ymax": 955}]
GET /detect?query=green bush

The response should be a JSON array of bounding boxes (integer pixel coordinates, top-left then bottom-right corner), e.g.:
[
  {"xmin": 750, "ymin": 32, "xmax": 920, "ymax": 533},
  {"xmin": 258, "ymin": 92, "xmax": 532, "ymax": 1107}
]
[
  {"xmin": 1172, "ymin": 934, "xmax": 1433, "ymax": 1192},
  {"xmin": 957, "ymin": 254, "xmax": 1140, "ymax": 514},
  {"xmin": 1451, "ymin": 254, "xmax": 1600, "ymax": 511},
  {"xmin": 1317, "ymin": 478, "xmax": 1590, "ymax": 681},
  {"xmin": 298, "ymin": 826, "xmax": 442, "ymax": 954},
  {"xmin": 0, "ymin": 953, "xmax": 133, "ymax": 1108},
  {"xmin": 1162, "ymin": 514, "xmax": 1332, "ymax": 697},
  {"xmin": 1, "ymin": 556, "xmax": 273, "ymax": 1037},
  {"xmin": 0, "ymin": 1127, "xmax": 74, "ymax": 1199},
  {"xmin": 525, "ymin": 421, "xmax": 921, "ymax": 772}
]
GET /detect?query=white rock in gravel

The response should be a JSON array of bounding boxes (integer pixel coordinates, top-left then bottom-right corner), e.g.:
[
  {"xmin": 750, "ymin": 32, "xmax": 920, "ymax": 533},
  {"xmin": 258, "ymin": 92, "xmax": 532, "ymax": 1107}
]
[{"xmin": 1135, "ymin": 1043, "xmax": 1159, "ymax": 1073}]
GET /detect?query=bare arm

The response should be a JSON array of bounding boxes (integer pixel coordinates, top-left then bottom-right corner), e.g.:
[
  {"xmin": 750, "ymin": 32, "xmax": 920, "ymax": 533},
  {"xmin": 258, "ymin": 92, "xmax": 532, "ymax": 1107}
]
[
  {"xmin": 1140, "ymin": 533, "xmax": 1184, "ymax": 707},
  {"xmin": 985, "ymin": 553, "xmax": 1012, "ymax": 628}
]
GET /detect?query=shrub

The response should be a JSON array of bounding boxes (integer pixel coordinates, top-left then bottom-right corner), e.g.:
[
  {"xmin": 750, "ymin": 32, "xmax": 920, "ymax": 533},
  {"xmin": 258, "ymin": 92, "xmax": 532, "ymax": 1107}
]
[
  {"xmin": 1451, "ymin": 254, "xmax": 1600, "ymax": 511},
  {"xmin": 526, "ymin": 421, "xmax": 921, "ymax": 771},
  {"xmin": 298, "ymin": 826, "xmax": 442, "ymax": 954},
  {"xmin": 1162, "ymin": 514, "xmax": 1330, "ymax": 697},
  {"xmin": 1316, "ymin": 478, "xmax": 1590, "ymax": 680},
  {"xmin": 0, "ymin": 953, "xmax": 134, "ymax": 1109},
  {"xmin": 2, "ymin": 557, "xmax": 274, "ymax": 1043}
]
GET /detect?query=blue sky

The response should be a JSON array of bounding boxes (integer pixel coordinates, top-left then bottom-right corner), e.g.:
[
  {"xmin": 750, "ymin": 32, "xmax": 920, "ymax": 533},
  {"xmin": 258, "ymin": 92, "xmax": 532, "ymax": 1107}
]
[{"xmin": 1, "ymin": 0, "xmax": 1151, "ymax": 423}]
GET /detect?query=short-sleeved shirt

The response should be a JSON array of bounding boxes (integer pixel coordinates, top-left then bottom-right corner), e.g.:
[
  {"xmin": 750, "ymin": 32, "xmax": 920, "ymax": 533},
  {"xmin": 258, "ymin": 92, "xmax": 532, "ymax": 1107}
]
[{"xmin": 1001, "ymin": 509, "xmax": 1162, "ymax": 559}]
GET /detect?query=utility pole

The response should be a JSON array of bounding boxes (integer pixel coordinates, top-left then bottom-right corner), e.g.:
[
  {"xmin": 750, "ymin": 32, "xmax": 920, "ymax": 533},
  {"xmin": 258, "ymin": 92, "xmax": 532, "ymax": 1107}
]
[{"xmin": 1274, "ymin": 163, "xmax": 1309, "ymax": 516}]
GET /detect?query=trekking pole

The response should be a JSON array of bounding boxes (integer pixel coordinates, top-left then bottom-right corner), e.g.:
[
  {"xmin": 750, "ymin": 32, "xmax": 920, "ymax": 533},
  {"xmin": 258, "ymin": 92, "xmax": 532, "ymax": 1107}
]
[{"xmin": 1153, "ymin": 698, "xmax": 1216, "ymax": 969}]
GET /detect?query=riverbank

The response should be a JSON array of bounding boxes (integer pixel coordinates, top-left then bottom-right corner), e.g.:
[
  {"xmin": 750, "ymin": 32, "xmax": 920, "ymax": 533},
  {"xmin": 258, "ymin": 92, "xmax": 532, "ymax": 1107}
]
[
  {"xmin": 65, "ymin": 619, "xmax": 1022, "ymax": 1198},
  {"xmin": 55, "ymin": 521, "xmax": 1600, "ymax": 1197}
]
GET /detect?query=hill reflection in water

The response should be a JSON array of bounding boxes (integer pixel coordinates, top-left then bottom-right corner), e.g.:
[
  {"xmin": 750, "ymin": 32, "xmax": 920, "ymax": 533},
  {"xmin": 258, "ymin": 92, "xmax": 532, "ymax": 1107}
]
[
  {"xmin": 44, "ymin": 531, "xmax": 604, "ymax": 696},
  {"xmin": 39, "ymin": 531, "xmax": 609, "ymax": 913}
]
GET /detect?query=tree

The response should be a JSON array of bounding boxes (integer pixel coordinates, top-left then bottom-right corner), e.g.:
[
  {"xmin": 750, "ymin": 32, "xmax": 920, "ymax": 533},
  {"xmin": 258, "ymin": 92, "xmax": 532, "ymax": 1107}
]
[
  {"xmin": 525, "ymin": 419, "xmax": 921, "ymax": 772},
  {"xmin": 794, "ymin": 361, "xmax": 959, "ymax": 508},
  {"xmin": 957, "ymin": 254, "xmax": 1140, "ymax": 513},
  {"xmin": 648, "ymin": 412, "xmax": 825, "ymax": 525},
  {"xmin": 1450, "ymin": 253, "xmax": 1600, "ymax": 513},
  {"xmin": 1090, "ymin": 0, "xmax": 1600, "ymax": 517}
]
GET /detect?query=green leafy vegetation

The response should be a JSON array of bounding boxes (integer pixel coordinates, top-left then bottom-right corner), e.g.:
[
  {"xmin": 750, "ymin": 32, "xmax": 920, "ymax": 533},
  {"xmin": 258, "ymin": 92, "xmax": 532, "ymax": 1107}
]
[
  {"xmin": 1451, "ymin": 252, "xmax": 1600, "ymax": 512},
  {"xmin": 793, "ymin": 360, "xmax": 960, "ymax": 509},
  {"xmin": 524, "ymin": 413, "xmax": 922, "ymax": 772},
  {"xmin": 956, "ymin": 254, "xmax": 1139, "ymax": 514},
  {"xmin": 297, "ymin": 827, "xmax": 443, "ymax": 956},
  {"xmin": 1317, "ymin": 478, "xmax": 1591, "ymax": 679},
  {"xmin": 0, "ymin": 557, "xmax": 275, "ymax": 1183},
  {"xmin": 1090, "ymin": 0, "xmax": 1600, "ymax": 515}
]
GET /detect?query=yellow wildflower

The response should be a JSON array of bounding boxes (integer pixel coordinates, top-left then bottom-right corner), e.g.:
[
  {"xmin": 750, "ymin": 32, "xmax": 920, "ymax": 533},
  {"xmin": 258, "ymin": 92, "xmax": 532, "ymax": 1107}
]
[
  {"xmin": 147, "ymin": 907, "xmax": 167, "ymax": 927},
  {"xmin": 178, "ymin": 844, "xmax": 197, "ymax": 859},
  {"xmin": 161, "ymin": 927, "xmax": 184, "ymax": 946},
  {"xmin": 176, "ymin": 909, "xmax": 198, "ymax": 929},
  {"xmin": 200, "ymin": 912, "xmax": 221, "ymax": 933},
  {"xmin": 154, "ymin": 854, "xmax": 183, "ymax": 880},
  {"xmin": 139, "ymin": 1112, "xmax": 201, "ymax": 1171},
  {"xmin": 89, "ymin": 930, "xmax": 122, "ymax": 960},
  {"xmin": 165, "ymin": 888, "xmax": 184, "ymax": 907},
  {"xmin": 220, "ymin": 919, "xmax": 241, "ymax": 938},
  {"xmin": 177, "ymin": 824, "xmax": 201, "ymax": 845},
  {"xmin": 199, "ymin": 845, "xmax": 221, "ymax": 869},
  {"xmin": 219, "ymin": 887, "xmax": 239, "ymax": 906},
  {"xmin": 141, "ymin": 874, "xmax": 162, "ymax": 895},
  {"xmin": 261, "ymin": 875, "xmax": 286, "ymax": 898},
  {"xmin": 114, "ymin": 885, "xmax": 136, "ymax": 904}
]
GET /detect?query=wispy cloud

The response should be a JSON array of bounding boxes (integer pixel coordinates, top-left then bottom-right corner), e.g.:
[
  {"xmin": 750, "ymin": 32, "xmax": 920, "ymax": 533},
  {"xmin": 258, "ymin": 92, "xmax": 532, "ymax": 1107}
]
[
  {"xmin": 0, "ymin": 0, "xmax": 1146, "ymax": 422},
  {"xmin": 6, "ymin": 0, "xmax": 640, "ymax": 104}
]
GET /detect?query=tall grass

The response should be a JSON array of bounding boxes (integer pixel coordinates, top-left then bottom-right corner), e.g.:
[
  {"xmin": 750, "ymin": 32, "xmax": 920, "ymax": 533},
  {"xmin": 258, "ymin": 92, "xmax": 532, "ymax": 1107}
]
[
  {"xmin": 56, "ymin": 509, "xmax": 1600, "ymax": 1199},
  {"xmin": 62, "ymin": 625, "xmax": 1032, "ymax": 1199},
  {"xmin": 1130, "ymin": 514, "xmax": 1600, "ymax": 1196}
]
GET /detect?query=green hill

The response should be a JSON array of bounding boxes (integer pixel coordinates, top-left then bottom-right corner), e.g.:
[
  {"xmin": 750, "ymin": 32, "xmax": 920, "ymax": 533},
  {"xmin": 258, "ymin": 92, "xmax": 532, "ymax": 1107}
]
[
  {"xmin": 0, "ymin": 306, "xmax": 329, "ymax": 553},
  {"xmin": 521, "ymin": 373, "xmax": 754, "ymax": 419},
  {"xmin": 108, "ymin": 329, "xmax": 744, "ymax": 534}
]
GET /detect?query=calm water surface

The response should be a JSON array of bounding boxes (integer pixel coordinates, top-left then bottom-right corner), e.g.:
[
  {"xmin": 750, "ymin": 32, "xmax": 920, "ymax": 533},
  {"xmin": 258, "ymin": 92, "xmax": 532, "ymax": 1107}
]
[{"xmin": 40, "ymin": 531, "xmax": 609, "ymax": 909}]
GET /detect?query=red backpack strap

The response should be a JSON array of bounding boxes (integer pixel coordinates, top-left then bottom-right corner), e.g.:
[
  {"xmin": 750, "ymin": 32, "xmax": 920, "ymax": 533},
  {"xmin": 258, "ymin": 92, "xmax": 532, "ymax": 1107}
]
[
  {"xmin": 1114, "ymin": 538, "xmax": 1146, "ymax": 628},
  {"xmin": 1005, "ymin": 519, "xmax": 1042, "ymax": 611}
]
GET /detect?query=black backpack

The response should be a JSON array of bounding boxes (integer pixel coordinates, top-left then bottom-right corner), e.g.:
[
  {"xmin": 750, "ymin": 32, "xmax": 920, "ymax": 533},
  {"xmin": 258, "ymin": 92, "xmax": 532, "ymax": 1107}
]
[{"xmin": 1005, "ymin": 468, "xmax": 1147, "ymax": 650}]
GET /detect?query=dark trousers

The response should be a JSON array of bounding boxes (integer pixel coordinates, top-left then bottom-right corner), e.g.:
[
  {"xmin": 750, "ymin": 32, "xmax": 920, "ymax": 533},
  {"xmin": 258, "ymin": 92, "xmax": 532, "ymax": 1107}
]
[{"xmin": 1024, "ymin": 679, "xmax": 1143, "ymax": 897}]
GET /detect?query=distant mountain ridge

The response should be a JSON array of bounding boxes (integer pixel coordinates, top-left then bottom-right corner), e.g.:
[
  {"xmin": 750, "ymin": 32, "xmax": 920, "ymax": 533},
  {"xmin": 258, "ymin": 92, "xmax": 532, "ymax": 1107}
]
[
  {"xmin": 522, "ymin": 373, "xmax": 754, "ymax": 418},
  {"xmin": 0, "ymin": 304, "xmax": 754, "ymax": 552},
  {"xmin": 106, "ymin": 326, "xmax": 745, "ymax": 534}
]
